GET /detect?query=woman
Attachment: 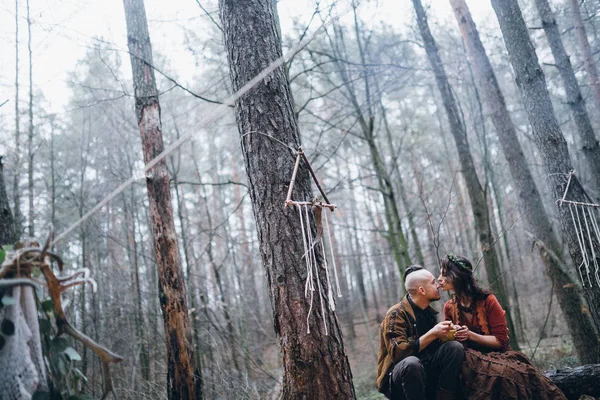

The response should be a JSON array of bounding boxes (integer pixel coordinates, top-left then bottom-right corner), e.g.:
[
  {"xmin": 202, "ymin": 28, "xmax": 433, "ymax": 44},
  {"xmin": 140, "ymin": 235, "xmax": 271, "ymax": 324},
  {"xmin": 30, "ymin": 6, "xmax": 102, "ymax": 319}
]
[{"xmin": 438, "ymin": 253, "xmax": 566, "ymax": 399}]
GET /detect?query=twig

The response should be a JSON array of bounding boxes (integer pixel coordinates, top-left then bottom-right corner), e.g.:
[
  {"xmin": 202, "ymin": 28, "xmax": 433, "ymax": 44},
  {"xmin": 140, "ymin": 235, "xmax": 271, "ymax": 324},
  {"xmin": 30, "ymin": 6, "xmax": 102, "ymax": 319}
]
[
  {"xmin": 558, "ymin": 169, "xmax": 575, "ymax": 205},
  {"xmin": 530, "ymin": 280, "xmax": 555, "ymax": 363},
  {"xmin": 194, "ymin": 0, "xmax": 223, "ymax": 33},
  {"xmin": 300, "ymin": 151, "xmax": 332, "ymax": 206},
  {"xmin": 285, "ymin": 150, "xmax": 303, "ymax": 206}
]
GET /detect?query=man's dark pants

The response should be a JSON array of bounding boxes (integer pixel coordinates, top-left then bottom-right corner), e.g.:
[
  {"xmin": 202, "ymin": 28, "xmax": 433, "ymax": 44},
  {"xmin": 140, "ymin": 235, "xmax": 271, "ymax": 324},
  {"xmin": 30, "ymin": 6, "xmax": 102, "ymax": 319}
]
[{"xmin": 389, "ymin": 341, "xmax": 464, "ymax": 400}]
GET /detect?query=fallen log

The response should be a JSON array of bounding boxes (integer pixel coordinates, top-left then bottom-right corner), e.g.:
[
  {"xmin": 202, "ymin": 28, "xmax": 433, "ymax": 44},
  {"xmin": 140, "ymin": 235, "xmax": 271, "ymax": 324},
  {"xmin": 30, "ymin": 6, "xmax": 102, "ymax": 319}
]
[{"xmin": 544, "ymin": 364, "xmax": 600, "ymax": 400}]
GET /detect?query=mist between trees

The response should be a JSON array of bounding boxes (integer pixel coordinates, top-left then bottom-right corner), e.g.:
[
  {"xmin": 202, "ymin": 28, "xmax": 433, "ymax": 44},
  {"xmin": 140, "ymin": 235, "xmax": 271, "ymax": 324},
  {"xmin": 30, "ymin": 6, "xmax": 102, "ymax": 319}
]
[{"xmin": 1, "ymin": 0, "xmax": 600, "ymax": 398}]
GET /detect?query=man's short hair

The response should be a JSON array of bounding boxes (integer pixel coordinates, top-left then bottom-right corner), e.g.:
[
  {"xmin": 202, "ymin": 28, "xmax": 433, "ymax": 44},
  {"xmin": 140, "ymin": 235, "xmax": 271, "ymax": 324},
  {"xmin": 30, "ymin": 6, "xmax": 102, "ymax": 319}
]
[{"xmin": 403, "ymin": 265, "xmax": 424, "ymax": 283}]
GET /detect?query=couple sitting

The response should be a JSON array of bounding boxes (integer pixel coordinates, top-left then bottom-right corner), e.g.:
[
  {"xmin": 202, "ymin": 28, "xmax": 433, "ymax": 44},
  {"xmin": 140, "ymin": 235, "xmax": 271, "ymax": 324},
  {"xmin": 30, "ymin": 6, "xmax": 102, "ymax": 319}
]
[{"xmin": 376, "ymin": 254, "xmax": 566, "ymax": 400}]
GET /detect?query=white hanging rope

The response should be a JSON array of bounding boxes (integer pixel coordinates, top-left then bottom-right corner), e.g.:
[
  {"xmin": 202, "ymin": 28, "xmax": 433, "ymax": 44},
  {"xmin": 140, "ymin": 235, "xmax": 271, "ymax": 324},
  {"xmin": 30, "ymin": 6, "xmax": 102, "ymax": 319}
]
[
  {"xmin": 304, "ymin": 205, "xmax": 328, "ymax": 336},
  {"xmin": 300, "ymin": 205, "xmax": 315, "ymax": 334},
  {"xmin": 569, "ymin": 204, "xmax": 588, "ymax": 286},
  {"xmin": 581, "ymin": 205, "xmax": 597, "ymax": 287},
  {"xmin": 320, "ymin": 240, "xmax": 335, "ymax": 312},
  {"xmin": 587, "ymin": 207, "xmax": 600, "ymax": 286},
  {"xmin": 574, "ymin": 204, "xmax": 592, "ymax": 286},
  {"xmin": 297, "ymin": 204, "xmax": 313, "ymax": 298},
  {"xmin": 557, "ymin": 170, "xmax": 600, "ymax": 288},
  {"xmin": 324, "ymin": 209, "xmax": 342, "ymax": 298},
  {"xmin": 297, "ymin": 203, "xmax": 344, "ymax": 334}
]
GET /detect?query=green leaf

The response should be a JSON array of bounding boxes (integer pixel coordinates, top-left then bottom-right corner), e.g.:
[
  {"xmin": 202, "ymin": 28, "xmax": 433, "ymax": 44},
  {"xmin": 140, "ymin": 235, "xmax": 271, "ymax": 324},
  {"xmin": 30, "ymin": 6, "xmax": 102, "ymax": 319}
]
[
  {"xmin": 0, "ymin": 245, "xmax": 13, "ymax": 264},
  {"xmin": 74, "ymin": 368, "xmax": 88, "ymax": 381},
  {"xmin": 51, "ymin": 337, "xmax": 69, "ymax": 352},
  {"xmin": 64, "ymin": 346, "xmax": 82, "ymax": 361},
  {"xmin": 57, "ymin": 357, "xmax": 67, "ymax": 376},
  {"xmin": 41, "ymin": 299, "xmax": 54, "ymax": 313},
  {"xmin": 1, "ymin": 296, "xmax": 16, "ymax": 306}
]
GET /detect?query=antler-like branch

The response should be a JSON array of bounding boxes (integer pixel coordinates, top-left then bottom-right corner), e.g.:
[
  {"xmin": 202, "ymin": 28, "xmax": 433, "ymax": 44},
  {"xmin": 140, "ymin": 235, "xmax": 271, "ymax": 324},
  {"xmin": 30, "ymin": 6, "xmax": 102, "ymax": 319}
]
[
  {"xmin": 1, "ymin": 237, "xmax": 123, "ymax": 399},
  {"xmin": 0, "ymin": 278, "xmax": 39, "ymax": 290}
]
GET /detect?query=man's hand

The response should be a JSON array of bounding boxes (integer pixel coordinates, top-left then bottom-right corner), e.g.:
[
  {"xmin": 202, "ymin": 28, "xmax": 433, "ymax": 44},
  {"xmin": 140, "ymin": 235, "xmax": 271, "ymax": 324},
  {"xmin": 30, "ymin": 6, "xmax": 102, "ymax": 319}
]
[{"xmin": 431, "ymin": 321, "xmax": 453, "ymax": 339}]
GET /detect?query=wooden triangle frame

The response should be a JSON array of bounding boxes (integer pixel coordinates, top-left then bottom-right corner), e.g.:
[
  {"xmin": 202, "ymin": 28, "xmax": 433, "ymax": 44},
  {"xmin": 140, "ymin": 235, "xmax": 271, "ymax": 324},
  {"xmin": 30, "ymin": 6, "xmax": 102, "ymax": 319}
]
[{"xmin": 284, "ymin": 147, "xmax": 336, "ymax": 211}]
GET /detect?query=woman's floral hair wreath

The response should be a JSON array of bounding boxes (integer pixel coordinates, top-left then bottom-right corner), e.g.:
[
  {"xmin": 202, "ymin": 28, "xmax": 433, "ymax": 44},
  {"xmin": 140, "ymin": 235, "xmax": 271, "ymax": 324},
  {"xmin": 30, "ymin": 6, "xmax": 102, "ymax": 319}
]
[{"xmin": 446, "ymin": 253, "xmax": 473, "ymax": 272}]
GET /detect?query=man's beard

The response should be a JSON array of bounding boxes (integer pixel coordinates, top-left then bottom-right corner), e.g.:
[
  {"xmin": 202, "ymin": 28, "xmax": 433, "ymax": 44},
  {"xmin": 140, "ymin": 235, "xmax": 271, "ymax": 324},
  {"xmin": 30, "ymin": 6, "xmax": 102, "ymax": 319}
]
[{"xmin": 429, "ymin": 293, "xmax": 441, "ymax": 302}]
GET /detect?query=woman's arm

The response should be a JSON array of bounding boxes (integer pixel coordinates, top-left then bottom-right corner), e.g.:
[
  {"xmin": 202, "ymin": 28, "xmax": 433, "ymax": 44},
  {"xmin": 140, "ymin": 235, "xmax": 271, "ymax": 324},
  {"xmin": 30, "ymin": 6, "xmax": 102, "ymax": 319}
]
[
  {"xmin": 460, "ymin": 295, "xmax": 509, "ymax": 350},
  {"xmin": 464, "ymin": 330, "xmax": 503, "ymax": 349}
]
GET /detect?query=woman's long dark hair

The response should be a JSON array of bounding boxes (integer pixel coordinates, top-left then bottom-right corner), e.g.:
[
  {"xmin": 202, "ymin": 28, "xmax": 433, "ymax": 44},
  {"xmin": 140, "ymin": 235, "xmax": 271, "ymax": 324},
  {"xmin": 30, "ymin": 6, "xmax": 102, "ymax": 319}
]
[{"xmin": 440, "ymin": 254, "xmax": 491, "ymax": 301}]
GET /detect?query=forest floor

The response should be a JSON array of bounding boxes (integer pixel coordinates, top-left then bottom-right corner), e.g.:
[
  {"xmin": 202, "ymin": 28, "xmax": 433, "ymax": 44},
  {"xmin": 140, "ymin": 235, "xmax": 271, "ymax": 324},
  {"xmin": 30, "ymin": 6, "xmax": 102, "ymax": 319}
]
[{"xmin": 343, "ymin": 306, "xmax": 580, "ymax": 400}]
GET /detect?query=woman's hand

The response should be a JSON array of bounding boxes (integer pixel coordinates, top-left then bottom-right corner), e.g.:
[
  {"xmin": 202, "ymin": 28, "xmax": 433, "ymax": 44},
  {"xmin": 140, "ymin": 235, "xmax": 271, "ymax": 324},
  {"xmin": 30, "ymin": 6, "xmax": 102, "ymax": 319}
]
[{"xmin": 454, "ymin": 325, "xmax": 469, "ymax": 342}]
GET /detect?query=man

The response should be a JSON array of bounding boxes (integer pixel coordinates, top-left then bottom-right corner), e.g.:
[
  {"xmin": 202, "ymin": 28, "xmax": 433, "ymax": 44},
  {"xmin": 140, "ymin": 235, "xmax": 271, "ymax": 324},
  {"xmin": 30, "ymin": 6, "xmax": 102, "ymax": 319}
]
[{"xmin": 376, "ymin": 265, "xmax": 464, "ymax": 400}]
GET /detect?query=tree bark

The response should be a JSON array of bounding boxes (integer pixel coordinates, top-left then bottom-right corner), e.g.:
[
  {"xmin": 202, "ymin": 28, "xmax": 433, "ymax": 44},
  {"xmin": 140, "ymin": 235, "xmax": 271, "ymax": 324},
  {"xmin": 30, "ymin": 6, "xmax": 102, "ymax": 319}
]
[
  {"xmin": 534, "ymin": 0, "xmax": 600, "ymax": 199},
  {"xmin": 123, "ymin": 182, "xmax": 149, "ymax": 383},
  {"xmin": 170, "ymin": 122, "xmax": 204, "ymax": 381},
  {"xmin": 0, "ymin": 157, "xmax": 16, "ymax": 246},
  {"xmin": 450, "ymin": 0, "xmax": 600, "ymax": 363},
  {"xmin": 219, "ymin": 0, "xmax": 356, "ymax": 398},
  {"xmin": 13, "ymin": 0, "xmax": 22, "ymax": 239},
  {"xmin": 26, "ymin": 0, "xmax": 34, "ymax": 238},
  {"xmin": 491, "ymin": 0, "xmax": 600, "ymax": 335},
  {"xmin": 544, "ymin": 364, "xmax": 600, "ymax": 400},
  {"xmin": 49, "ymin": 122, "xmax": 56, "ymax": 231},
  {"xmin": 568, "ymin": 0, "xmax": 600, "ymax": 114},
  {"xmin": 122, "ymin": 0, "xmax": 201, "ymax": 398},
  {"xmin": 412, "ymin": 0, "xmax": 519, "ymax": 350},
  {"xmin": 348, "ymin": 176, "xmax": 369, "ymax": 312}
]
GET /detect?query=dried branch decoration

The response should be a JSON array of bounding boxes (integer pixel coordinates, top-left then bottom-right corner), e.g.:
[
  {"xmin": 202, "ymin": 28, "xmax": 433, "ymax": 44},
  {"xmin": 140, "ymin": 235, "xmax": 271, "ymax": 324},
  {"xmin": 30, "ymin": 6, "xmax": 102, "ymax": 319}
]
[
  {"xmin": 0, "ymin": 233, "xmax": 123, "ymax": 399},
  {"xmin": 284, "ymin": 147, "xmax": 342, "ymax": 335}
]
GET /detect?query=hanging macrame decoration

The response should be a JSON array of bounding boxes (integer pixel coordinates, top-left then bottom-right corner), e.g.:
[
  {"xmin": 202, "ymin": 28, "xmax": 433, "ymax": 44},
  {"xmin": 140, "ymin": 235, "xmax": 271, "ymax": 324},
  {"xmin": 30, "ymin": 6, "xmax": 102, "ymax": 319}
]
[
  {"xmin": 558, "ymin": 170, "xmax": 600, "ymax": 288},
  {"xmin": 284, "ymin": 147, "xmax": 342, "ymax": 335}
]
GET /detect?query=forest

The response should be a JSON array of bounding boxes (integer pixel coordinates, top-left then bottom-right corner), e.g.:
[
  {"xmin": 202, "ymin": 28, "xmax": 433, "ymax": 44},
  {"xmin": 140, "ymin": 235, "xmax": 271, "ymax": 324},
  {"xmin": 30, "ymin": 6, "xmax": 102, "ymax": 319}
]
[{"xmin": 1, "ymin": 0, "xmax": 600, "ymax": 398}]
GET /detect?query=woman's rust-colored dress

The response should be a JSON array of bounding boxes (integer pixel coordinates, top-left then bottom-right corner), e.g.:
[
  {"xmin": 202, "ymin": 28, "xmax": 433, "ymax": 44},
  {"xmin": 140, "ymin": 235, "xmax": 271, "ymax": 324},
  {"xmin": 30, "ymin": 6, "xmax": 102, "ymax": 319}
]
[{"xmin": 444, "ymin": 294, "xmax": 567, "ymax": 399}]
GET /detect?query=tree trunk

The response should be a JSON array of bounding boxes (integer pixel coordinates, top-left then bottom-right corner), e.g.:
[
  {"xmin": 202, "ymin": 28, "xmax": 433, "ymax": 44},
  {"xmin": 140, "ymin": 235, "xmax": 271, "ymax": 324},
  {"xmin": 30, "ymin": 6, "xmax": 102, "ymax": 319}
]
[
  {"xmin": 326, "ymin": 204, "xmax": 355, "ymax": 342},
  {"xmin": 170, "ymin": 122, "xmax": 204, "ymax": 382},
  {"xmin": 451, "ymin": 0, "xmax": 600, "ymax": 363},
  {"xmin": 348, "ymin": 176, "xmax": 369, "ymax": 312},
  {"xmin": 13, "ymin": 0, "xmax": 22, "ymax": 239},
  {"xmin": 219, "ymin": 0, "xmax": 356, "ymax": 398},
  {"xmin": 0, "ymin": 157, "xmax": 16, "ymax": 246},
  {"xmin": 544, "ymin": 364, "xmax": 600, "ymax": 400},
  {"xmin": 491, "ymin": 0, "xmax": 600, "ymax": 335},
  {"xmin": 324, "ymin": 21, "xmax": 412, "ymax": 276},
  {"xmin": 568, "ymin": 0, "xmax": 600, "ymax": 114},
  {"xmin": 381, "ymin": 104, "xmax": 425, "ymax": 266},
  {"xmin": 412, "ymin": 0, "xmax": 519, "ymax": 350},
  {"xmin": 26, "ymin": 0, "xmax": 34, "ymax": 238},
  {"xmin": 231, "ymin": 158, "xmax": 267, "ymax": 361},
  {"xmin": 123, "ymin": 185, "xmax": 149, "ymax": 383},
  {"xmin": 77, "ymin": 119, "xmax": 90, "ymax": 377},
  {"xmin": 49, "ymin": 123, "xmax": 56, "ymax": 231},
  {"xmin": 534, "ymin": 0, "xmax": 600, "ymax": 199},
  {"xmin": 122, "ymin": 0, "xmax": 201, "ymax": 398}
]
